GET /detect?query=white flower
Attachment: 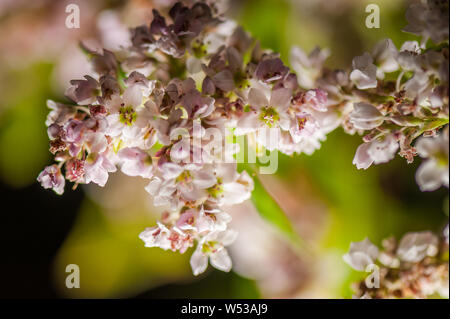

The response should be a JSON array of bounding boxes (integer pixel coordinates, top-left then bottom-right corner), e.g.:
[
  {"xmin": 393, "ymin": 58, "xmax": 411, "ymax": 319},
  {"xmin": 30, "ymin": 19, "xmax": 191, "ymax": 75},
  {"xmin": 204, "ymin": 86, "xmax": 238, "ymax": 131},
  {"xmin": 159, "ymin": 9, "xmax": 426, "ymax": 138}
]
[
  {"xmin": 397, "ymin": 231, "xmax": 439, "ymax": 263},
  {"xmin": 278, "ymin": 128, "xmax": 326, "ymax": 156},
  {"xmin": 65, "ymin": 75, "xmax": 99, "ymax": 105},
  {"xmin": 343, "ymin": 238, "xmax": 379, "ymax": 271},
  {"xmin": 275, "ymin": 105, "xmax": 338, "ymax": 156},
  {"xmin": 403, "ymin": 0, "xmax": 449, "ymax": 45},
  {"xmin": 181, "ymin": 89, "xmax": 215, "ymax": 119},
  {"xmin": 349, "ymin": 102, "xmax": 384, "ymax": 130},
  {"xmin": 206, "ymin": 163, "xmax": 254, "ymax": 206},
  {"xmin": 288, "ymin": 113, "xmax": 320, "ymax": 144},
  {"xmin": 84, "ymin": 150, "xmax": 117, "ymax": 187},
  {"xmin": 353, "ymin": 143, "xmax": 374, "ymax": 170},
  {"xmin": 45, "ymin": 100, "xmax": 75, "ymax": 126},
  {"xmin": 371, "ymin": 38, "xmax": 399, "ymax": 78},
  {"xmin": 403, "ymin": 70, "xmax": 431, "ymax": 103},
  {"xmin": 206, "ymin": 20, "xmax": 238, "ymax": 53},
  {"xmin": 190, "ymin": 229, "xmax": 238, "ymax": 276},
  {"xmin": 139, "ymin": 222, "xmax": 172, "ymax": 251},
  {"xmin": 367, "ymin": 134, "xmax": 399, "ymax": 164},
  {"xmin": 236, "ymin": 84, "xmax": 292, "ymax": 135},
  {"xmin": 105, "ymin": 83, "xmax": 156, "ymax": 147},
  {"xmin": 397, "ymin": 41, "xmax": 422, "ymax": 71},
  {"xmin": 37, "ymin": 165, "xmax": 65, "ymax": 195},
  {"xmin": 145, "ymin": 163, "xmax": 217, "ymax": 210},
  {"xmin": 350, "ymin": 52, "xmax": 378, "ymax": 90},
  {"xmin": 290, "ymin": 46, "xmax": 330, "ymax": 89},
  {"xmin": 117, "ymin": 147, "xmax": 153, "ymax": 179},
  {"xmin": 177, "ymin": 206, "xmax": 232, "ymax": 233},
  {"xmin": 303, "ymin": 89, "xmax": 328, "ymax": 112},
  {"xmin": 353, "ymin": 134, "xmax": 399, "ymax": 169},
  {"xmin": 415, "ymin": 126, "xmax": 449, "ymax": 191},
  {"xmin": 139, "ymin": 221, "xmax": 194, "ymax": 254}
]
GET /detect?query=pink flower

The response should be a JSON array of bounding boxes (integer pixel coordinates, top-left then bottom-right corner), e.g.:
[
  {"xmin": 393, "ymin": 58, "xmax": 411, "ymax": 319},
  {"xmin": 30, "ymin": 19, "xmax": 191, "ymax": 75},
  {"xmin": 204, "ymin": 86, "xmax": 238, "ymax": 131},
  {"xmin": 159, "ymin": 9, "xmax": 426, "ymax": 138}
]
[
  {"xmin": 139, "ymin": 222, "xmax": 172, "ymax": 251},
  {"xmin": 236, "ymin": 85, "xmax": 292, "ymax": 135},
  {"xmin": 368, "ymin": 134, "xmax": 399, "ymax": 164},
  {"xmin": 139, "ymin": 221, "xmax": 194, "ymax": 254},
  {"xmin": 196, "ymin": 207, "xmax": 232, "ymax": 233},
  {"xmin": 353, "ymin": 134, "xmax": 399, "ymax": 169},
  {"xmin": 175, "ymin": 206, "xmax": 232, "ymax": 234},
  {"xmin": 118, "ymin": 147, "xmax": 153, "ymax": 179},
  {"xmin": 349, "ymin": 102, "xmax": 384, "ymax": 130},
  {"xmin": 415, "ymin": 126, "xmax": 449, "ymax": 191},
  {"xmin": 255, "ymin": 58, "xmax": 289, "ymax": 83},
  {"xmin": 65, "ymin": 75, "xmax": 99, "ymax": 105},
  {"xmin": 105, "ymin": 80, "xmax": 156, "ymax": 145},
  {"xmin": 84, "ymin": 151, "xmax": 117, "ymax": 187},
  {"xmin": 37, "ymin": 165, "xmax": 65, "ymax": 195},
  {"xmin": 343, "ymin": 238, "xmax": 379, "ymax": 271},
  {"xmin": 397, "ymin": 231, "xmax": 439, "ymax": 263},
  {"xmin": 181, "ymin": 89, "xmax": 215, "ymax": 119},
  {"xmin": 45, "ymin": 100, "xmax": 75, "ymax": 127},
  {"xmin": 206, "ymin": 163, "xmax": 254, "ymax": 206},
  {"xmin": 61, "ymin": 119, "xmax": 85, "ymax": 157},
  {"xmin": 403, "ymin": 0, "xmax": 449, "ymax": 44},
  {"xmin": 190, "ymin": 229, "xmax": 238, "ymax": 276},
  {"xmin": 290, "ymin": 46, "xmax": 330, "ymax": 89},
  {"xmin": 353, "ymin": 143, "xmax": 374, "ymax": 170},
  {"xmin": 145, "ymin": 163, "xmax": 217, "ymax": 209},
  {"xmin": 371, "ymin": 38, "xmax": 399, "ymax": 76},
  {"xmin": 303, "ymin": 89, "xmax": 328, "ymax": 112},
  {"xmin": 176, "ymin": 209, "xmax": 197, "ymax": 231},
  {"xmin": 65, "ymin": 159, "xmax": 85, "ymax": 183},
  {"xmin": 350, "ymin": 52, "xmax": 378, "ymax": 89}
]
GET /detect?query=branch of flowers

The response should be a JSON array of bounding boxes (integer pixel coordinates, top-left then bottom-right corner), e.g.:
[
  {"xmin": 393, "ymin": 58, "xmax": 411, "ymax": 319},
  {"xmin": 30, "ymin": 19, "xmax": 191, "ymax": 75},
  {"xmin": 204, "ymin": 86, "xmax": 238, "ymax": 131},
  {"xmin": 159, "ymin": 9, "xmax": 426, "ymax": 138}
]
[
  {"xmin": 288, "ymin": 0, "xmax": 449, "ymax": 192},
  {"xmin": 343, "ymin": 230, "xmax": 449, "ymax": 299},
  {"xmin": 36, "ymin": 0, "xmax": 449, "ymax": 277}
]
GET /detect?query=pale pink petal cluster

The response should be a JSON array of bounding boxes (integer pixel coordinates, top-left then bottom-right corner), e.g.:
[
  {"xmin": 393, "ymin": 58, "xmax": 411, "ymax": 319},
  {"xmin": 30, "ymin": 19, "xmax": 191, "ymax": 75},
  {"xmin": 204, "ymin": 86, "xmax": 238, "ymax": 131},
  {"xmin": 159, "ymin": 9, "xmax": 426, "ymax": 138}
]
[
  {"xmin": 38, "ymin": 0, "xmax": 450, "ymax": 278},
  {"xmin": 38, "ymin": 1, "xmax": 334, "ymax": 276},
  {"xmin": 345, "ymin": 231, "xmax": 448, "ymax": 299}
]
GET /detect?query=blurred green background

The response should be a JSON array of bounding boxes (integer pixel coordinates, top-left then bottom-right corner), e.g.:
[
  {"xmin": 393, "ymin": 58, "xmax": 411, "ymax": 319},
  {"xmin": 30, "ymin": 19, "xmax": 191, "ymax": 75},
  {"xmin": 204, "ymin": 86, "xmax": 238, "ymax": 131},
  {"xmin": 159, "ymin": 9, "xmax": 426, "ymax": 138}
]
[{"xmin": 0, "ymin": 0, "xmax": 447, "ymax": 298}]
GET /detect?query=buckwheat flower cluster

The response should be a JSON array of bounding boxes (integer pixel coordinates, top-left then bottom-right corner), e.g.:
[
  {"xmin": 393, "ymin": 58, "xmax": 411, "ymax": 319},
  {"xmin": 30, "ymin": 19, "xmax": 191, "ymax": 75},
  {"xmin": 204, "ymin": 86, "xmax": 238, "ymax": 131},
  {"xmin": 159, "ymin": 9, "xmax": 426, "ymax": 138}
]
[
  {"xmin": 38, "ymin": 1, "xmax": 331, "ymax": 275},
  {"xmin": 290, "ymin": 0, "xmax": 449, "ymax": 192},
  {"xmin": 344, "ymin": 230, "xmax": 449, "ymax": 299},
  {"xmin": 404, "ymin": 0, "xmax": 449, "ymax": 46}
]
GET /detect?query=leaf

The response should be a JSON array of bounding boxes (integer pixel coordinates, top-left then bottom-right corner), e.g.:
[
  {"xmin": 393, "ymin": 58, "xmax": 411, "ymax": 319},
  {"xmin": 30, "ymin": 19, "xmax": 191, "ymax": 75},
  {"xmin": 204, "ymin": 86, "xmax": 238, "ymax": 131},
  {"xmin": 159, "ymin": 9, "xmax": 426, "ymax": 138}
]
[
  {"xmin": 243, "ymin": 164, "xmax": 305, "ymax": 249},
  {"xmin": 414, "ymin": 117, "xmax": 449, "ymax": 139}
]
